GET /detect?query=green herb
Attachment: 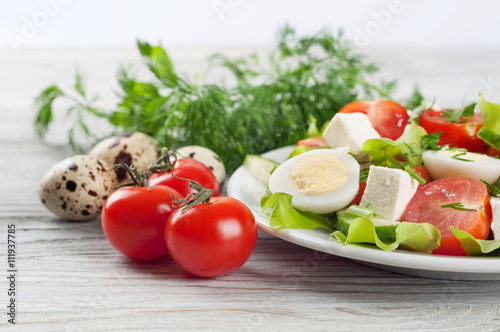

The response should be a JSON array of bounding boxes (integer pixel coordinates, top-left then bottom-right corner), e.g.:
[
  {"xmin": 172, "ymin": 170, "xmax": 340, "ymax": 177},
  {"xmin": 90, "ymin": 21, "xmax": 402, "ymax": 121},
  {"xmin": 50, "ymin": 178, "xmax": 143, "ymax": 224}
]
[
  {"xmin": 439, "ymin": 103, "xmax": 476, "ymax": 123},
  {"xmin": 440, "ymin": 202, "xmax": 478, "ymax": 211},
  {"xmin": 344, "ymin": 205, "xmax": 375, "ymax": 219},
  {"xmin": 405, "ymin": 86, "xmax": 425, "ymax": 111},
  {"xmin": 406, "ymin": 86, "xmax": 433, "ymax": 124},
  {"xmin": 421, "ymin": 132, "xmax": 443, "ymax": 150},
  {"xmin": 360, "ymin": 169, "xmax": 370, "ymax": 182},
  {"xmin": 33, "ymin": 25, "xmax": 395, "ymax": 174},
  {"xmin": 450, "ymin": 152, "xmax": 473, "ymax": 162},
  {"xmin": 347, "ymin": 152, "xmax": 358, "ymax": 159},
  {"xmin": 481, "ymin": 179, "xmax": 500, "ymax": 197},
  {"xmin": 404, "ymin": 165, "xmax": 426, "ymax": 185}
]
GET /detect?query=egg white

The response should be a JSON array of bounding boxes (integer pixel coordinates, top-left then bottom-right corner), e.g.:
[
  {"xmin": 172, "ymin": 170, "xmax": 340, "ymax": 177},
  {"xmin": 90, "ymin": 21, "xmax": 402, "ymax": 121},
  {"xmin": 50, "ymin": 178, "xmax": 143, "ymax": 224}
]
[
  {"xmin": 422, "ymin": 150, "xmax": 500, "ymax": 184},
  {"xmin": 268, "ymin": 149, "xmax": 360, "ymax": 214}
]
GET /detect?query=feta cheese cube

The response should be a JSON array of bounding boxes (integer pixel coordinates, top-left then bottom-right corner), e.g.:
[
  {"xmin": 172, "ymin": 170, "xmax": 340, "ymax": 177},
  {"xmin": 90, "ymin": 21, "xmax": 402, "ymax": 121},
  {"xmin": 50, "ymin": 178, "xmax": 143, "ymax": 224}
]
[
  {"xmin": 322, "ymin": 113, "xmax": 380, "ymax": 164},
  {"xmin": 490, "ymin": 197, "xmax": 500, "ymax": 240},
  {"xmin": 360, "ymin": 165, "xmax": 419, "ymax": 221}
]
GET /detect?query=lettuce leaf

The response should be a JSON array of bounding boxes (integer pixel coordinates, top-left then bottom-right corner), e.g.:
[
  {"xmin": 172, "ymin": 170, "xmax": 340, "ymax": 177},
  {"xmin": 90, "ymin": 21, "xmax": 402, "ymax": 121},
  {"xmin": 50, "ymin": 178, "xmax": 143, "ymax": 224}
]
[
  {"xmin": 331, "ymin": 217, "xmax": 441, "ymax": 253},
  {"xmin": 287, "ymin": 144, "xmax": 330, "ymax": 159},
  {"xmin": 261, "ymin": 192, "xmax": 335, "ymax": 232},
  {"xmin": 362, "ymin": 123, "xmax": 428, "ymax": 169},
  {"xmin": 478, "ymin": 93, "xmax": 500, "ymax": 150},
  {"xmin": 451, "ymin": 227, "xmax": 500, "ymax": 256}
]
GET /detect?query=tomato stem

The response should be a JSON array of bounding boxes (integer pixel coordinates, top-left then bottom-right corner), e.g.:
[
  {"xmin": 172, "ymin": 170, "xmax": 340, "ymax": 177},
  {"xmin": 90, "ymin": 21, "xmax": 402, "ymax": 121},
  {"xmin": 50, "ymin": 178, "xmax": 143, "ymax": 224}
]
[
  {"xmin": 149, "ymin": 147, "xmax": 178, "ymax": 173},
  {"xmin": 109, "ymin": 163, "xmax": 151, "ymax": 189},
  {"xmin": 171, "ymin": 174, "xmax": 213, "ymax": 213}
]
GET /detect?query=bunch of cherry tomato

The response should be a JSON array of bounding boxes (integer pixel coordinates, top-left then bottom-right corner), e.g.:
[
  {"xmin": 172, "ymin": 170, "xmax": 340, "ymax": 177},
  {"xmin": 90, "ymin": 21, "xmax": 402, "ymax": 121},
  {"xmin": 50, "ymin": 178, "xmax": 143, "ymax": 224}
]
[{"xmin": 101, "ymin": 151, "xmax": 257, "ymax": 277}]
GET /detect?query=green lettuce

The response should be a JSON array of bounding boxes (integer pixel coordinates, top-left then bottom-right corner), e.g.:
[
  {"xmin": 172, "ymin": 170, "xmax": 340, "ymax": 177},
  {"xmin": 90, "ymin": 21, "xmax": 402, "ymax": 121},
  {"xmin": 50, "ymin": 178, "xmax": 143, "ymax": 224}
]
[
  {"xmin": 261, "ymin": 191, "xmax": 335, "ymax": 232},
  {"xmin": 332, "ymin": 217, "xmax": 441, "ymax": 253},
  {"xmin": 286, "ymin": 144, "xmax": 330, "ymax": 159},
  {"xmin": 478, "ymin": 93, "xmax": 500, "ymax": 150},
  {"xmin": 451, "ymin": 227, "xmax": 500, "ymax": 256},
  {"xmin": 362, "ymin": 123, "xmax": 428, "ymax": 169}
]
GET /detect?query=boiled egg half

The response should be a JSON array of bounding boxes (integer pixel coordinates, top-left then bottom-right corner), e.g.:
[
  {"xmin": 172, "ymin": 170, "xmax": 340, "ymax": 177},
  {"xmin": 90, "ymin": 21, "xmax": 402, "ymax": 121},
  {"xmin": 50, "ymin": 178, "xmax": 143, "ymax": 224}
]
[
  {"xmin": 423, "ymin": 149, "xmax": 500, "ymax": 184},
  {"xmin": 268, "ymin": 149, "xmax": 360, "ymax": 214}
]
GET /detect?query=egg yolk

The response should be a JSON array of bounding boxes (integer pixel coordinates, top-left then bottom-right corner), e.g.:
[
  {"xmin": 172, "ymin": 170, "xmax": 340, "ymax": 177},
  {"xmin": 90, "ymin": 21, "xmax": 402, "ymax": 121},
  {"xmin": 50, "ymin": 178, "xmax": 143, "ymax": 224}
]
[{"xmin": 289, "ymin": 155, "xmax": 348, "ymax": 195}]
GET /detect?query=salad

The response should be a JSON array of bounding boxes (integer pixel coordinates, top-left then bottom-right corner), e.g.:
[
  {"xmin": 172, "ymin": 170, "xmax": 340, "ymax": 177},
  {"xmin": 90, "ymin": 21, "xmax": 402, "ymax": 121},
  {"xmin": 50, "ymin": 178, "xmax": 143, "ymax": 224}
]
[{"xmin": 245, "ymin": 94, "xmax": 500, "ymax": 257}]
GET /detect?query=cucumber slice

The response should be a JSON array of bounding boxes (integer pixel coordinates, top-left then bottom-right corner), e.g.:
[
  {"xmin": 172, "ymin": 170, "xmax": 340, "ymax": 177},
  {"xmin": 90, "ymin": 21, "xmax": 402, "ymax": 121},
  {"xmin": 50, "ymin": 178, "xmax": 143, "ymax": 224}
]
[
  {"xmin": 336, "ymin": 208, "xmax": 401, "ymax": 243},
  {"xmin": 243, "ymin": 154, "xmax": 279, "ymax": 185}
]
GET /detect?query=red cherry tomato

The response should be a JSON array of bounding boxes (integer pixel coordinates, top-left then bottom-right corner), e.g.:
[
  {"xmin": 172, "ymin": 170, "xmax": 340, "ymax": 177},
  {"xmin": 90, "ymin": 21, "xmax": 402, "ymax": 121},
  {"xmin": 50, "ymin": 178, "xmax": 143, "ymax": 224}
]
[
  {"xmin": 350, "ymin": 181, "xmax": 367, "ymax": 206},
  {"xmin": 297, "ymin": 137, "xmax": 328, "ymax": 148},
  {"xmin": 486, "ymin": 146, "xmax": 500, "ymax": 158},
  {"xmin": 409, "ymin": 165, "xmax": 432, "ymax": 186},
  {"xmin": 339, "ymin": 100, "xmax": 409, "ymax": 140},
  {"xmin": 102, "ymin": 185, "xmax": 181, "ymax": 260},
  {"xmin": 418, "ymin": 109, "xmax": 485, "ymax": 153},
  {"xmin": 165, "ymin": 196, "xmax": 257, "ymax": 277},
  {"xmin": 404, "ymin": 177, "xmax": 491, "ymax": 256},
  {"xmin": 150, "ymin": 158, "xmax": 220, "ymax": 197}
]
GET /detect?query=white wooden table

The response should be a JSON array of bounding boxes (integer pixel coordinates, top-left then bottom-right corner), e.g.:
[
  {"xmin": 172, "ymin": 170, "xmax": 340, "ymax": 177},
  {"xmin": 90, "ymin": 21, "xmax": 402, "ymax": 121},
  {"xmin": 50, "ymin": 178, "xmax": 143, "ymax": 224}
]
[{"xmin": 2, "ymin": 46, "xmax": 500, "ymax": 332}]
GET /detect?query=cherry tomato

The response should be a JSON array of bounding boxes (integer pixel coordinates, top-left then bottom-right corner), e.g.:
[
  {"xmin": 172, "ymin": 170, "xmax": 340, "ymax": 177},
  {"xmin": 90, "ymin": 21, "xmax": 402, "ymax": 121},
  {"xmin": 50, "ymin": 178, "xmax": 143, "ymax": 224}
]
[
  {"xmin": 102, "ymin": 185, "xmax": 181, "ymax": 260},
  {"xmin": 418, "ymin": 109, "xmax": 485, "ymax": 153},
  {"xmin": 404, "ymin": 177, "xmax": 491, "ymax": 256},
  {"xmin": 486, "ymin": 146, "xmax": 500, "ymax": 158},
  {"xmin": 350, "ymin": 181, "xmax": 367, "ymax": 206},
  {"xmin": 165, "ymin": 196, "xmax": 257, "ymax": 277},
  {"xmin": 297, "ymin": 137, "xmax": 328, "ymax": 148},
  {"xmin": 339, "ymin": 100, "xmax": 409, "ymax": 140},
  {"xmin": 150, "ymin": 158, "xmax": 220, "ymax": 197},
  {"xmin": 409, "ymin": 165, "xmax": 432, "ymax": 187}
]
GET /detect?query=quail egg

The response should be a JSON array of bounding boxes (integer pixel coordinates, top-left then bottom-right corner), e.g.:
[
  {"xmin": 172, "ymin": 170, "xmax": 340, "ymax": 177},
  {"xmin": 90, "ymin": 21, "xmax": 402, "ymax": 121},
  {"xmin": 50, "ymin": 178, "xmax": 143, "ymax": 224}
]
[
  {"xmin": 88, "ymin": 132, "xmax": 158, "ymax": 182},
  {"xmin": 423, "ymin": 149, "xmax": 500, "ymax": 184},
  {"xmin": 175, "ymin": 145, "xmax": 226, "ymax": 186},
  {"xmin": 39, "ymin": 155, "xmax": 118, "ymax": 221},
  {"xmin": 268, "ymin": 149, "xmax": 360, "ymax": 214}
]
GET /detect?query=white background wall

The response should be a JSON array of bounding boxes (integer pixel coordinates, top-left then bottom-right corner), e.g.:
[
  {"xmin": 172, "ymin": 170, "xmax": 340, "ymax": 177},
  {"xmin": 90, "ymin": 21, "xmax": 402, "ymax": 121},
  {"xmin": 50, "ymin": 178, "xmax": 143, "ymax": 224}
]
[{"xmin": 1, "ymin": 0, "xmax": 500, "ymax": 51}]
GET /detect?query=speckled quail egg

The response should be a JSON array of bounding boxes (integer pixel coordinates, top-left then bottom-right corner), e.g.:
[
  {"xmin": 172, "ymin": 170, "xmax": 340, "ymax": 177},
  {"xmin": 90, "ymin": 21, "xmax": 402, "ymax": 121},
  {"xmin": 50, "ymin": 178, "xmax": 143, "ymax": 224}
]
[
  {"xmin": 88, "ymin": 132, "xmax": 158, "ymax": 182},
  {"xmin": 39, "ymin": 155, "xmax": 118, "ymax": 221},
  {"xmin": 175, "ymin": 145, "xmax": 226, "ymax": 186},
  {"xmin": 268, "ymin": 149, "xmax": 360, "ymax": 214}
]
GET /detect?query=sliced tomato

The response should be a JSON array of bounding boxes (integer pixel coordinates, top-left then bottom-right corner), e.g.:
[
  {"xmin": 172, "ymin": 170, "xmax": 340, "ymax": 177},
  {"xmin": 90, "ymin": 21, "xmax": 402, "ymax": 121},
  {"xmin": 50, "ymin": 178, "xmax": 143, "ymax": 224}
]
[
  {"xmin": 339, "ymin": 100, "xmax": 409, "ymax": 140},
  {"xmin": 297, "ymin": 137, "xmax": 328, "ymax": 148},
  {"xmin": 418, "ymin": 109, "xmax": 485, "ymax": 153},
  {"xmin": 404, "ymin": 177, "xmax": 491, "ymax": 256}
]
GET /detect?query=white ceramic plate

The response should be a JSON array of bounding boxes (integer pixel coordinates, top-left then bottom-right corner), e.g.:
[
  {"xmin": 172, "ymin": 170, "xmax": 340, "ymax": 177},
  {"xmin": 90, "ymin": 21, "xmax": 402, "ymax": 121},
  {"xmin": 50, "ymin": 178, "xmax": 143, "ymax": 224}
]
[{"xmin": 227, "ymin": 145, "xmax": 500, "ymax": 281}]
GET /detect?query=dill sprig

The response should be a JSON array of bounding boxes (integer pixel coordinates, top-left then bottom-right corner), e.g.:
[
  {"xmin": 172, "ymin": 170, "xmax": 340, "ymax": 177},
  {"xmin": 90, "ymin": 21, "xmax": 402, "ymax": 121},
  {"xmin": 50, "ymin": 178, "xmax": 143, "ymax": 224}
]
[{"xmin": 33, "ymin": 25, "xmax": 396, "ymax": 173}]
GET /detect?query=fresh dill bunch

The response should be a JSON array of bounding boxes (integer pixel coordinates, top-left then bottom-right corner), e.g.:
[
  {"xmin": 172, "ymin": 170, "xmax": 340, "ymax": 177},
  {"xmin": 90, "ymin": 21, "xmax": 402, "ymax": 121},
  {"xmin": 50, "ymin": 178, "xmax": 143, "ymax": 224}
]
[{"xmin": 34, "ymin": 25, "xmax": 396, "ymax": 174}]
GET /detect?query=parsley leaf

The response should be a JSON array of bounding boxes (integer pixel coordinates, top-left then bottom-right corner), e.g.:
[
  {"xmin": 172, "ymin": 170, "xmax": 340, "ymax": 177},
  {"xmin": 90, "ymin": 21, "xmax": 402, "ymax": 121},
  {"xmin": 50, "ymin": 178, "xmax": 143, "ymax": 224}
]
[{"xmin": 439, "ymin": 103, "xmax": 476, "ymax": 123}]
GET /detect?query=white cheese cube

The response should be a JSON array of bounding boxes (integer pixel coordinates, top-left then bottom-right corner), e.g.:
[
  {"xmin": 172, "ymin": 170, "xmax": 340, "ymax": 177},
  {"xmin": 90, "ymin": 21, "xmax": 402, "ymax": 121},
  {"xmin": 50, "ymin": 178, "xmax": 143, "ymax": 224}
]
[
  {"xmin": 322, "ymin": 113, "xmax": 380, "ymax": 164},
  {"xmin": 490, "ymin": 197, "xmax": 500, "ymax": 240},
  {"xmin": 360, "ymin": 165, "xmax": 419, "ymax": 221}
]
